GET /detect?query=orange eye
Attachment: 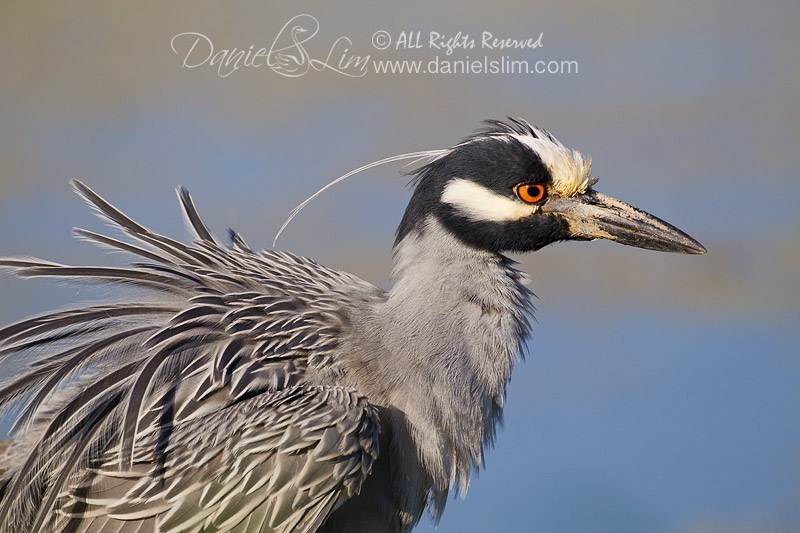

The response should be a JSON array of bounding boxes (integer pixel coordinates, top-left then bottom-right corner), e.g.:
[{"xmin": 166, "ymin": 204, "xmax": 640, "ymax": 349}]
[{"xmin": 515, "ymin": 183, "xmax": 547, "ymax": 204}]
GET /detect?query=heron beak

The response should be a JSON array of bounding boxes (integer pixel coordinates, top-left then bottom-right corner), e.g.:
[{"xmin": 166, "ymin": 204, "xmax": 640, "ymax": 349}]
[{"xmin": 542, "ymin": 189, "xmax": 706, "ymax": 254}]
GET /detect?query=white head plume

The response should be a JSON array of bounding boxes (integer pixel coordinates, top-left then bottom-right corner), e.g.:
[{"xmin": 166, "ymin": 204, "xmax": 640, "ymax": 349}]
[{"xmin": 272, "ymin": 150, "xmax": 448, "ymax": 247}]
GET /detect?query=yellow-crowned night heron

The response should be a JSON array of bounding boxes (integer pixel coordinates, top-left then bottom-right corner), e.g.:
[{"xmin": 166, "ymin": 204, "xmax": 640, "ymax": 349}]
[{"xmin": 0, "ymin": 119, "xmax": 705, "ymax": 532}]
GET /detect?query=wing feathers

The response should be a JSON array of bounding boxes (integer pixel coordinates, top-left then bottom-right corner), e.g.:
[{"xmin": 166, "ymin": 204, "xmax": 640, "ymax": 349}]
[
  {"xmin": 0, "ymin": 182, "xmax": 385, "ymax": 531},
  {"xmin": 177, "ymin": 187, "xmax": 215, "ymax": 244}
]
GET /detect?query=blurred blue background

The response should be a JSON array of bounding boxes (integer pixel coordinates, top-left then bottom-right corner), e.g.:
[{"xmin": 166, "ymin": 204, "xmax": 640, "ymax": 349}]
[{"xmin": 1, "ymin": 1, "xmax": 798, "ymax": 531}]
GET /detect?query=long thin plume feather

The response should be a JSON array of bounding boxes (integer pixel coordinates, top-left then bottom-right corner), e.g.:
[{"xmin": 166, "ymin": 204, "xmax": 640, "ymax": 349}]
[{"xmin": 272, "ymin": 150, "xmax": 448, "ymax": 246}]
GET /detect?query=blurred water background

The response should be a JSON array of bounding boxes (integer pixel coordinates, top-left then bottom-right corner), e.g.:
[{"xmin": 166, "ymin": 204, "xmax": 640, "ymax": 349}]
[{"xmin": 1, "ymin": 2, "xmax": 798, "ymax": 531}]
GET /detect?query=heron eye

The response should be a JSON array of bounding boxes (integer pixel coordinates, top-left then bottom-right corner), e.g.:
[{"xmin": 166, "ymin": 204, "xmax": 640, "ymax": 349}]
[{"xmin": 515, "ymin": 183, "xmax": 547, "ymax": 204}]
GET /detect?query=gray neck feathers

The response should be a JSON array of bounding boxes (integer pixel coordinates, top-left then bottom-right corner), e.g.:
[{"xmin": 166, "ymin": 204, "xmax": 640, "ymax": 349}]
[{"xmin": 377, "ymin": 216, "xmax": 534, "ymax": 497}]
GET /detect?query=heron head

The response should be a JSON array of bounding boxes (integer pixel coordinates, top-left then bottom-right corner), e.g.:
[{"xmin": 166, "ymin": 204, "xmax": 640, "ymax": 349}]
[{"xmin": 397, "ymin": 118, "xmax": 706, "ymax": 255}]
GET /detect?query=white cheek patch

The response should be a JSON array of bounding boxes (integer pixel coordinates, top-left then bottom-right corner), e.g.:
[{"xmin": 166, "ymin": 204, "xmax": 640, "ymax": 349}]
[{"xmin": 441, "ymin": 179, "xmax": 537, "ymax": 222}]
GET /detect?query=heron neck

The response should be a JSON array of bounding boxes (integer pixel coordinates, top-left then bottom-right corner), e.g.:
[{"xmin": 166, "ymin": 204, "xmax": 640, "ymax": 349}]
[{"xmin": 379, "ymin": 215, "xmax": 534, "ymax": 495}]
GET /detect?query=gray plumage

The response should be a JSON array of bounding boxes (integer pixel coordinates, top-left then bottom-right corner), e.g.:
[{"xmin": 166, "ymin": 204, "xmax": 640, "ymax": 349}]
[{"xmin": 0, "ymin": 119, "xmax": 705, "ymax": 532}]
